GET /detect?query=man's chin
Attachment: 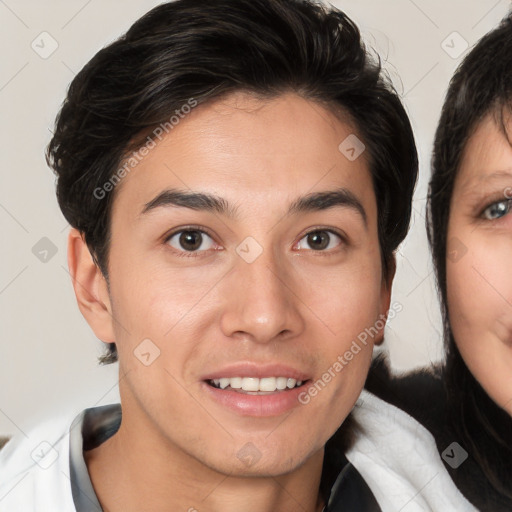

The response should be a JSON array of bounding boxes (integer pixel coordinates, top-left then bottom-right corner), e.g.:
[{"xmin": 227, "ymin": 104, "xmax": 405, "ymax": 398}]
[{"xmin": 196, "ymin": 443, "xmax": 322, "ymax": 480}]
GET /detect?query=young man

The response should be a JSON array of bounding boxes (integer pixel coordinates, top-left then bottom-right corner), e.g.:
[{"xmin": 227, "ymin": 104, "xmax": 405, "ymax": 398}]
[{"xmin": 0, "ymin": 1, "xmax": 475, "ymax": 510}]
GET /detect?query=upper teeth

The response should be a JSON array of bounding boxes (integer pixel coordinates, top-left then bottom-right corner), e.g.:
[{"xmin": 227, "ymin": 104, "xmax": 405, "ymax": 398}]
[{"xmin": 211, "ymin": 377, "xmax": 303, "ymax": 392}]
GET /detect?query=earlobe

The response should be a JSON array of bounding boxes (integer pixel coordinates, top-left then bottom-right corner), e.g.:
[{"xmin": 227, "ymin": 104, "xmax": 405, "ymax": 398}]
[
  {"xmin": 67, "ymin": 228, "xmax": 115, "ymax": 343},
  {"xmin": 374, "ymin": 254, "xmax": 396, "ymax": 346}
]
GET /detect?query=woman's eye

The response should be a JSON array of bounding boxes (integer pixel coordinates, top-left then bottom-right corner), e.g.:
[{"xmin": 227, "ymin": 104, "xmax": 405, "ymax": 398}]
[
  {"xmin": 167, "ymin": 230, "xmax": 216, "ymax": 253},
  {"xmin": 296, "ymin": 230, "xmax": 343, "ymax": 251},
  {"xmin": 482, "ymin": 200, "xmax": 512, "ymax": 220}
]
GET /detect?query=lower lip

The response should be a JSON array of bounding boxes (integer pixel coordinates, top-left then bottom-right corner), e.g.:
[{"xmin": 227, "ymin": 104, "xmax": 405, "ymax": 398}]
[{"xmin": 201, "ymin": 381, "xmax": 308, "ymax": 417}]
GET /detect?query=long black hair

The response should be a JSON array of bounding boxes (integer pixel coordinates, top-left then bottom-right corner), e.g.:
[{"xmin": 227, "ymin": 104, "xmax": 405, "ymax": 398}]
[{"xmin": 427, "ymin": 12, "xmax": 512, "ymax": 501}]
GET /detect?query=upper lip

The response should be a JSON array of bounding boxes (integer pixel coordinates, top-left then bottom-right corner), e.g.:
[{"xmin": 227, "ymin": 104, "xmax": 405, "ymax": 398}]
[{"xmin": 201, "ymin": 362, "xmax": 310, "ymax": 381}]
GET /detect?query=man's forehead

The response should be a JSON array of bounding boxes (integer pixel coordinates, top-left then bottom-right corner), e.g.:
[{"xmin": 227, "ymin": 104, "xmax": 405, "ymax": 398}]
[{"xmin": 110, "ymin": 92, "xmax": 374, "ymax": 217}]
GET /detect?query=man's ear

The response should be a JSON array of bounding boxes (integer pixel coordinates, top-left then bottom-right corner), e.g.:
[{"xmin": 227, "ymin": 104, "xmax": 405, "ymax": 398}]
[
  {"xmin": 374, "ymin": 254, "xmax": 396, "ymax": 346},
  {"xmin": 67, "ymin": 228, "xmax": 115, "ymax": 343}
]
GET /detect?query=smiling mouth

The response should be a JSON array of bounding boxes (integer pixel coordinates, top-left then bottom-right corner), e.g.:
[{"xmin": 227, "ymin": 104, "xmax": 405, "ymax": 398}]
[{"xmin": 206, "ymin": 376, "xmax": 307, "ymax": 394}]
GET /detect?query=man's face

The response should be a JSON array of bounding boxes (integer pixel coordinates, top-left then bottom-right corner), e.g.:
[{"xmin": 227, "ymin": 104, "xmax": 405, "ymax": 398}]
[{"xmin": 99, "ymin": 91, "xmax": 390, "ymax": 476}]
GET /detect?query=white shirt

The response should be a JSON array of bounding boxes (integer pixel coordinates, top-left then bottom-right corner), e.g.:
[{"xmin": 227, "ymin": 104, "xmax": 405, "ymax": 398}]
[
  {"xmin": 0, "ymin": 392, "xmax": 476, "ymax": 511},
  {"xmin": 0, "ymin": 408, "xmax": 84, "ymax": 511},
  {"xmin": 346, "ymin": 390, "xmax": 477, "ymax": 511}
]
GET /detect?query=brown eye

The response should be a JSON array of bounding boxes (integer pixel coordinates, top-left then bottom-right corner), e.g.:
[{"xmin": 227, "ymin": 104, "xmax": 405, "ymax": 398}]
[
  {"xmin": 167, "ymin": 230, "xmax": 215, "ymax": 252},
  {"xmin": 296, "ymin": 230, "xmax": 342, "ymax": 251}
]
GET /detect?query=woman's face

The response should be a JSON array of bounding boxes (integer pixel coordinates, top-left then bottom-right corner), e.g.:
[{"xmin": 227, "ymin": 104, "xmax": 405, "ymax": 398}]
[{"xmin": 446, "ymin": 114, "xmax": 512, "ymax": 416}]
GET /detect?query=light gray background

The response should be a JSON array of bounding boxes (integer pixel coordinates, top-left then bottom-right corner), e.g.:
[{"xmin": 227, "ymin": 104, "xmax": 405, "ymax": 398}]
[{"xmin": 1, "ymin": 0, "xmax": 510, "ymax": 436}]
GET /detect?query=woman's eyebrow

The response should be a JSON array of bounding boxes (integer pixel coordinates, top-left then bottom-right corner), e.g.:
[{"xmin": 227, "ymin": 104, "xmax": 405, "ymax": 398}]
[
  {"xmin": 473, "ymin": 169, "xmax": 512, "ymax": 182},
  {"xmin": 458, "ymin": 168, "xmax": 512, "ymax": 194},
  {"xmin": 140, "ymin": 187, "xmax": 367, "ymax": 226}
]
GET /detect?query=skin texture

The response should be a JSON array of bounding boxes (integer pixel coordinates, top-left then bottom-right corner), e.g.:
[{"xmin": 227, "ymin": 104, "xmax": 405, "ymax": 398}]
[
  {"xmin": 447, "ymin": 114, "xmax": 512, "ymax": 417},
  {"xmin": 69, "ymin": 91, "xmax": 392, "ymax": 512}
]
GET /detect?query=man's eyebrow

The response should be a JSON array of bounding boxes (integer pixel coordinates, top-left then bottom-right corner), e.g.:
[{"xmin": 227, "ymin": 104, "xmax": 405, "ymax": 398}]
[
  {"xmin": 141, "ymin": 187, "xmax": 367, "ymax": 225},
  {"xmin": 141, "ymin": 189, "xmax": 239, "ymax": 218},
  {"xmin": 288, "ymin": 188, "xmax": 367, "ymax": 226}
]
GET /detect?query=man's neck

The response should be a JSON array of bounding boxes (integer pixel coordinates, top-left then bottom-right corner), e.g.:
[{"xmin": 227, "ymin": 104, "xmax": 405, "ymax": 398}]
[{"xmin": 84, "ymin": 416, "xmax": 326, "ymax": 512}]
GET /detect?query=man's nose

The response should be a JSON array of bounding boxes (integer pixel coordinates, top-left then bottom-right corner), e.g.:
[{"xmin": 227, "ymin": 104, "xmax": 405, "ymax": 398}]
[{"xmin": 219, "ymin": 243, "xmax": 305, "ymax": 345}]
